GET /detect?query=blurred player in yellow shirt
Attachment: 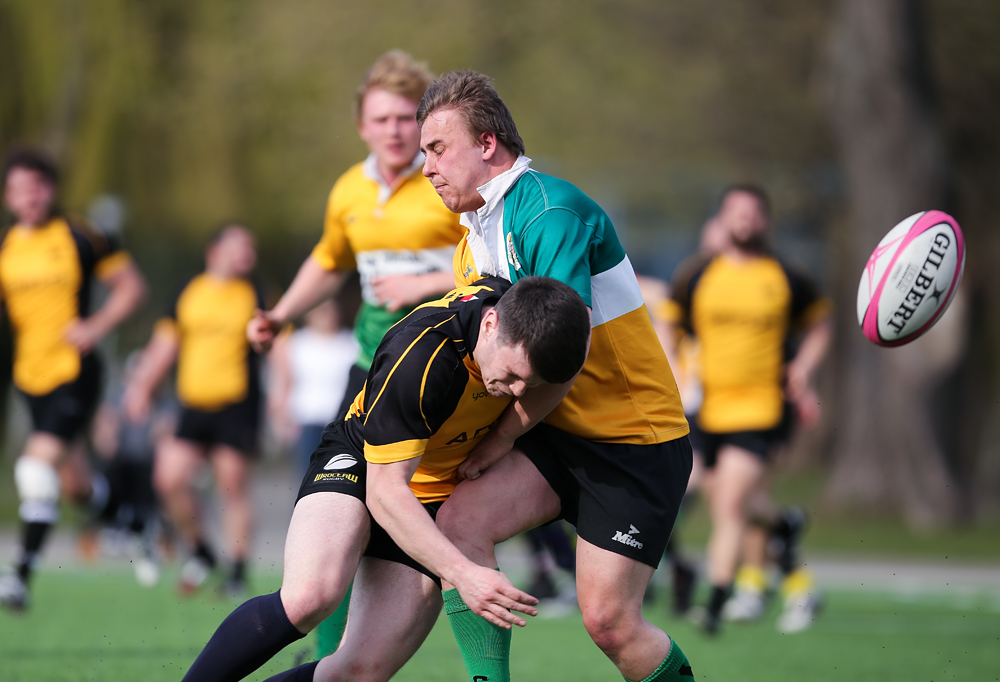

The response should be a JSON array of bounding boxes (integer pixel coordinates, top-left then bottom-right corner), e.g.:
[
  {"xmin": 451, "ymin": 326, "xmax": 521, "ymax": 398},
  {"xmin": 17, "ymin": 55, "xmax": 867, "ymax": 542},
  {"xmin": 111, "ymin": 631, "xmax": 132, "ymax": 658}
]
[{"xmin": 0, "ymin": 147, "xmax": 146, "ymax": 612}]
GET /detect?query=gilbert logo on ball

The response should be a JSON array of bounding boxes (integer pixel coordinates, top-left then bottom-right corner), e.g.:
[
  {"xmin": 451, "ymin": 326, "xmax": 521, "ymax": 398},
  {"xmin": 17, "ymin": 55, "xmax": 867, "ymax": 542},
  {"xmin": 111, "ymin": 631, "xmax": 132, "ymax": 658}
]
[{"xmin": 857, "ymin": 210, "xmax": 965, "ymax": 347}]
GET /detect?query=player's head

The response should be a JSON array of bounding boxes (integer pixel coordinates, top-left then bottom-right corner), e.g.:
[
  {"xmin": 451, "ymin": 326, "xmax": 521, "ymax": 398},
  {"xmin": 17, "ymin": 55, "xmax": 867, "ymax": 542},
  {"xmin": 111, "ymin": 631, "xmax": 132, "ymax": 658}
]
[
  {"xmin": 355, "ymin": 50, "xmax": 434, "ymax": 175},
  {"xmin": 206, "ymin": 224, "xmax": 257, "ymax": 278},
  {"xmin": 475, "ymin": 277, "xmax": 590, "ymax": 398},
  {"xmin": 417, "ymin": 70, "xmax": 524, "ymax": 213},
  {"xmin": 717, "ymin": 184, "xmax": 771, "ymax": 251},
  {"xmin": 2, "ymin": 146, "xmax": 59, "ymax": 227}
]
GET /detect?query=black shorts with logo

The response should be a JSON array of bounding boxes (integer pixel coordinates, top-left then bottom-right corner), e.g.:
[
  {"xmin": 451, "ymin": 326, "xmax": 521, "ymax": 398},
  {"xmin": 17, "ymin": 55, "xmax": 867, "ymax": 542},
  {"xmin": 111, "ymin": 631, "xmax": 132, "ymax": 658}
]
[
  {"xmin": 176, "ymin": 393, "xmax": 260, "ymax": 455},
  {"xmin": 517, "ymin": 422, "xmax": 693, "ymax": 568},
  {"xmin": 295, "ymin": 421, "xmax": 441, "ymax": 585},
  {"xmin": 22, "ymin": 354, "xmax": 103, "ymax": 441},
  {"xmin": 689, "ymin": 405, "xmax": 792, "ymax": 469}
]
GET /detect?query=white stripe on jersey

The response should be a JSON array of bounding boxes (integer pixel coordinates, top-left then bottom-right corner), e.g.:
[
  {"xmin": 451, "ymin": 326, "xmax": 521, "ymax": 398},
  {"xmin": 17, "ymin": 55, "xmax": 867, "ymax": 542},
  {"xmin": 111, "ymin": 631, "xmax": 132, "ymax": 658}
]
[
  {"xmin": 355, "ymin": 246, "xmax": 456, "ymax": 305},
  {"xmin": 590, "ymin": 256, "xmax": 645, "ymax": 327}
]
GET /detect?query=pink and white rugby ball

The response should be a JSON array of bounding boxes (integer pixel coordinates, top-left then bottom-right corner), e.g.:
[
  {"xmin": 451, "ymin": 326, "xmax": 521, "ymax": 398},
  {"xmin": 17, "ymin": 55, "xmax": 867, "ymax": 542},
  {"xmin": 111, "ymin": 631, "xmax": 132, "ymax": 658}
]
[{"xmin": 857, "ymin": 210, "xmax": 965, "ymax": 347}]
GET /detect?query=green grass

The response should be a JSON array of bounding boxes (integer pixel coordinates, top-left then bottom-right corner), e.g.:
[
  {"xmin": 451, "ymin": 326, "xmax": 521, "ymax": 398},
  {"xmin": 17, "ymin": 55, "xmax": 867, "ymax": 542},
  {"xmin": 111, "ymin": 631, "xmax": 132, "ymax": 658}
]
[{"xmin": 2, "ymin": 567, "xmax": 999, "ymax": 681}]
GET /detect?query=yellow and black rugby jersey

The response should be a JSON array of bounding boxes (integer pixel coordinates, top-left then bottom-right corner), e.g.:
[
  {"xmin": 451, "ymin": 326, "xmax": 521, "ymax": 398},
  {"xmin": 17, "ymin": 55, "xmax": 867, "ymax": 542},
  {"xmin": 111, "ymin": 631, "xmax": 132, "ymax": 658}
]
[
  {"xmin": 311, "ymin": 155, "xmax": 465, "ymax": 369},
  {"xmin": 0, "ymin": 216, "xmax": 132, "ymax": 395},
  {"xmin": 156, "ymin": 274, "xmax": 263, "ymax": 411},
  {"xmin": 345, "ymin": 278, "xmax": 512, "ymax": 503},
  {"xmin": 666, "ymin": 253, "xmax": 831, "ymax": 433}
]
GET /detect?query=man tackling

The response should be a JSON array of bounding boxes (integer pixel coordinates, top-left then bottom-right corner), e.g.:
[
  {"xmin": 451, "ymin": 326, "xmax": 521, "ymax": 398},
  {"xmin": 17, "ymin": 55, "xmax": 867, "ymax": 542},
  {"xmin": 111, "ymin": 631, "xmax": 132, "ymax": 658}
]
[{"xmin": 181, "ymin": 275, "xmax": 590, "ymax": 682}]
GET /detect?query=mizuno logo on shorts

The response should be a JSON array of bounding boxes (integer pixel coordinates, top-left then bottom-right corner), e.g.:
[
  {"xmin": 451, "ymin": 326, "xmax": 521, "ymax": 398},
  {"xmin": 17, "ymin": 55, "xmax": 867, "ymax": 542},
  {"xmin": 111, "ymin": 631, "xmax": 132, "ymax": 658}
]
[
  {"xmin": 324, "ymin": 454, "xmax": 358, "ymax": 471},
  {"xmin": 612, "ymin": 524, "xmax": 643, "ymax": 549}
]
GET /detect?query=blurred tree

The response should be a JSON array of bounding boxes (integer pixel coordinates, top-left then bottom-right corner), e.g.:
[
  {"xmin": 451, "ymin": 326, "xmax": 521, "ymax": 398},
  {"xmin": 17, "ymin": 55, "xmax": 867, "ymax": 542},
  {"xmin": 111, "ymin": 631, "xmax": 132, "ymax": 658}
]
[{"xmin": 822, "ymin": 0, "xmax": 965, "ymax": 527}]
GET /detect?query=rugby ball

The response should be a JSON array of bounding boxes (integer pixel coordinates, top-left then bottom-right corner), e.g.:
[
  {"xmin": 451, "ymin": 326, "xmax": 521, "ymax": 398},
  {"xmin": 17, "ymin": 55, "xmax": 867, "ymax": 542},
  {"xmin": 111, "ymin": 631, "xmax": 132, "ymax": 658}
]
[{"xmin": 857, "ymin": 210, "xmax": 965, "ymax": 347}]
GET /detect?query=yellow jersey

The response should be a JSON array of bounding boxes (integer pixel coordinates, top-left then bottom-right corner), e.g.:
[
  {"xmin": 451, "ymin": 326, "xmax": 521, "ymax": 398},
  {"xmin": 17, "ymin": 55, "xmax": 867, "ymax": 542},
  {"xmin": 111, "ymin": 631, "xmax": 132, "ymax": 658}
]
[
  {"xmin": 156, "ymin": 274, "xmax": 262, "ymax": 411},
  {"xmin": 0, "ymin": 216, "xmax": 131, "ymax": 395},
  {"xmin": 664, "ymin": 253, "xmax": 830, "ymax": 432}
]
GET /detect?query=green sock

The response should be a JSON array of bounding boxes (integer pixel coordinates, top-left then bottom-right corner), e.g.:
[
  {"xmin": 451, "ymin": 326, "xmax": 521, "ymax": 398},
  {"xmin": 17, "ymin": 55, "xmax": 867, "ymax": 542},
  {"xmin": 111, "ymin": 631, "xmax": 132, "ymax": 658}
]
[
  {"xmin": 626, "ymin": 638, "xmax": 694, "ymax": 681},
  {"xmin": 315, "ymin": 581, "xmax": 353, "ymax": 659},
  {"xmin": 443, "ymin": 588, "xmax": 511, "ymax": 682}
]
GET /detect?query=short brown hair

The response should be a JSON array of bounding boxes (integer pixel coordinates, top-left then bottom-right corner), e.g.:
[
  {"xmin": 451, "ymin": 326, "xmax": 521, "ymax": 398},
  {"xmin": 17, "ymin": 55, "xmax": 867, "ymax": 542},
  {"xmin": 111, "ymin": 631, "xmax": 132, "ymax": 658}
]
[
  {"xmin": 354, "ymin": 50, "xmax": 434, "ymax": 120},
  {"xmin": 495, "ymin": 276, "xmax": 589, "ymax": 384},
  {"xmin": 417, "ymin": 71, "xmax": 526, "ymax": 157},
  {"xmin": 3, "ymin": 146, "xmax": 59, "ymax": 187}
]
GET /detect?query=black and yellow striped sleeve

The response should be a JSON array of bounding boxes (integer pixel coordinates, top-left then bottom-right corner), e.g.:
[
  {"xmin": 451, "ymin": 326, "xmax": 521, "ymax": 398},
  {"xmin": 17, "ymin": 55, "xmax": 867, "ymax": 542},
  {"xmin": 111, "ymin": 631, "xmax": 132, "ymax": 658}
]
[{"xmin": 362, "ymin": 324, "xmax": 467, "ymax": 464}]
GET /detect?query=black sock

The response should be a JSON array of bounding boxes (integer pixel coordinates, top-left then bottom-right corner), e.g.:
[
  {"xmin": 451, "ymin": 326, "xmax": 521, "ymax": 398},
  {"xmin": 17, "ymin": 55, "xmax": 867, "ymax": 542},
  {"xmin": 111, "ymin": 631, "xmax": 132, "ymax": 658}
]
[
  {"xmin": 17, "ymin": 521, "xmax": 53, "ymax": 584},
  {"xmin": 230, "ymin": 559, "xmax": 246, "ymax": 583},
  {"xmin": 707, "ymin": 584, "xmax": 731, "ymax": 619},
  {"xmin": 181, "ymin": 591, "xmax": 305, "ymax": 682},
  {"xmin": 194, "ymin": 540, "xmax": 217, "ymax": 568},
  {"xmin": 262, "ymin": 661, "xmax": 319, "ymax": 682}
]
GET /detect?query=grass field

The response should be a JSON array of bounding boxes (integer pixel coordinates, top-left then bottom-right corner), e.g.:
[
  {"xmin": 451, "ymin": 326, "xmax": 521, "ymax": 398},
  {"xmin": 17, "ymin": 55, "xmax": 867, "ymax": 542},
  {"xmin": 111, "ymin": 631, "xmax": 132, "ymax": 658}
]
[{"xmin": 2, "ymin": 566, "xmax": 998, "ymax": 682}]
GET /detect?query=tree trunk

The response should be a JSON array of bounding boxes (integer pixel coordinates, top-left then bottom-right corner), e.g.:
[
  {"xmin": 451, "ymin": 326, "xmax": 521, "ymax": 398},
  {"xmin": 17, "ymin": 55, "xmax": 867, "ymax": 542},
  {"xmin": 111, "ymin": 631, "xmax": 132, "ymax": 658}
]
[{"xmin": 823, "ymin": 0, "xmax": 965, "ymax": 527}]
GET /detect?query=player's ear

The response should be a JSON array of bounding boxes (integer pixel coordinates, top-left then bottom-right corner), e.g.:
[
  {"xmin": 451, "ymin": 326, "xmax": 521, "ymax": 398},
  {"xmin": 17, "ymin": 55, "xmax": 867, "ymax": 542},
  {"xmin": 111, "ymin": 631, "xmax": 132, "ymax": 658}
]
[{"xmin": 480, "ymin": 131, "xmax": 498, "ymax": 160}]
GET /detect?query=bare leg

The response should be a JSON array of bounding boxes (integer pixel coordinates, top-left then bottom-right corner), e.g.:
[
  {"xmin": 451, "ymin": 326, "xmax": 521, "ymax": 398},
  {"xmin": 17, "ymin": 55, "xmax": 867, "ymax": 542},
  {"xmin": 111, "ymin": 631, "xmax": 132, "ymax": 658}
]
[
  {"xmin": 705, "ymin": 445, "xmax": 766, "ymax": 586},
  {"xmin": 576, "ymin": 538, "xmax": 670, "ymax": 680},
  {"xmin": 280, "ymin": 492, "xmax": 370, "ymax": 631},
  {"xmin": 313, "ymin": 558, "xmax": 442, "ymax": 682},
  {"xmin": 210, "ymin": 444, "xmax": 253, "ymax": 562},
  {"xmin": 436, "ymin": 447, "xmax": 560, "ymax": 589},
  {"xmin": 153, "ymin": 437, "xmax": 208, "ymax": 546}
]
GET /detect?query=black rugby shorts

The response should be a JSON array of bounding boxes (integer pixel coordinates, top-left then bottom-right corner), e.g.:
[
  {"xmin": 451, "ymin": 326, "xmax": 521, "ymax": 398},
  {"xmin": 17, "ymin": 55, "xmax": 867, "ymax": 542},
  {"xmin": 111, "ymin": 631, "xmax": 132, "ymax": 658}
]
[
  {"xmin": 517, "ymin": 422, "xmax": 693, "ymax": 567},
  {"xmin": 295, "ymin": 421, "xmax": 442, "ymax": 585},
  {"xmin": 22, "ymin": 354, "xmax": 102, "ymax": 441},
  {"xmin": 176, "ymin": 393, "xmax": 260, "ymax": 455}
]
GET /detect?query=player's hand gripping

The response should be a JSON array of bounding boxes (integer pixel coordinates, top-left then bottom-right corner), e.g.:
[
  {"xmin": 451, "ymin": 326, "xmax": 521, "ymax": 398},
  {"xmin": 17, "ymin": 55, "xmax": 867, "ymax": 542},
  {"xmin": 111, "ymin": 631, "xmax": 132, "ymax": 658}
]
[
  {"xmin": 246, "ymin": 309, "xmax": 284, "ymax": 353},
  {"xmin": 63, "ymin": 318, "xmax": 102, "ymax": 355},
  {"xmin": 458, "ymin": 429, "xmax": 514, "ymax": 481},
  {"xmin": 452, "ymin": 565, "xmax": 539, "ymax": 629}
]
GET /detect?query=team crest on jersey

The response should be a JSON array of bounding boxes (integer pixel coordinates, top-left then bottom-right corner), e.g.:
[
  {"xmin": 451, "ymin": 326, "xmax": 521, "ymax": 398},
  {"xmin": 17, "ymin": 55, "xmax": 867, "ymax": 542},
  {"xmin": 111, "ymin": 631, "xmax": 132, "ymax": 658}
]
[{"xmin": 506, "ymin": 232, "xmax": 522, "ymax": 272}]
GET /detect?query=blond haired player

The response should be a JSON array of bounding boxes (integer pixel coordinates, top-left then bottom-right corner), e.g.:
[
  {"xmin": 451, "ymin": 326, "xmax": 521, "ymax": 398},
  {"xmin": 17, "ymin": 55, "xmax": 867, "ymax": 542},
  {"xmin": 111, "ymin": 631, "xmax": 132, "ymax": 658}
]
[
  {"xmin": 418, "ymin": 71, "xmax": 695, "ymax": 682},
  {"xmin": 246, "ymin": 50, "xmax": 464, "ymax": 654}
]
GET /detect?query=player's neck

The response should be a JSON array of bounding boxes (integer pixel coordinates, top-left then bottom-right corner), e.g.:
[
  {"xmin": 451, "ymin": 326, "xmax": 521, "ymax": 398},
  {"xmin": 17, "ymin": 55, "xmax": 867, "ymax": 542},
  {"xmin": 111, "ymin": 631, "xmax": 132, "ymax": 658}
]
[{"xmin": 722, "ymin": 243, "xmax": 767, "ymax": 262}]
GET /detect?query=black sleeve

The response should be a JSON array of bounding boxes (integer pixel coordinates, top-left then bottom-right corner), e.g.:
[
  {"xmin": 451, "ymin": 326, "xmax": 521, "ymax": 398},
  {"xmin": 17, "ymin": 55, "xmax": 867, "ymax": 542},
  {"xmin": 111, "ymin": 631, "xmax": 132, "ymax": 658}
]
[
  {"xmin": 669, "ymin": 253, "xmax": 712, "ymax": 334},
  {"xmin": 362, "ymin": 328, "xmax": 466, "ymax": 453},
  {"xmin": 780, "ymin": 259, "xmax": 822, "ymax": 324}
]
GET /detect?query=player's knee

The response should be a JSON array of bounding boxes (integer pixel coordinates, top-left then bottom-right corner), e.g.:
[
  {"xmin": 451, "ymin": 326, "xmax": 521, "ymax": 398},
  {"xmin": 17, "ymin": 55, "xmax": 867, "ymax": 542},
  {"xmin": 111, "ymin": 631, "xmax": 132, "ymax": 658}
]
[
  {"xmin": 279, "ymin": 579, "xmax": 344, "ymax": 630},
  {"xmin": 581, "ymin": 603, "xmax": 632, "ymax": 657},
  {"xmin": 15, "ymin": 456, "xmax": 60, "ymax": 523}
]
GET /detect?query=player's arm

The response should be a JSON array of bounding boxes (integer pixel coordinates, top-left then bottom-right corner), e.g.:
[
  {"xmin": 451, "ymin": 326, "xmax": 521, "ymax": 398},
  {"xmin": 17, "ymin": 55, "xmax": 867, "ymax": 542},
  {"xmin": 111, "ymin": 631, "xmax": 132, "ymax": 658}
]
[
  {"xmin": 458, "ymin": 311, "xmax": 591, "ymax": 481},
  {"xmin": 366, "ymin": 457, "xmax": 538, "ymax": 629},
  {"xmin": 66, "ymin": 262, "xmax": 147, "ymax": 355},
  {"xmin": 122, "ymin": 322, "xmax": 179, "ymax": 423},
  {"xmin": 247, "ymin": 257, "xmax": 345, "ymax": 353},
  {"xmin": 785, "ymin": 315, "xmax": 831, "ymax": 404},
  {"xmin": 266, "ymin": 330, "xmax": 297, "ymax": 445},
  {"xmin": 370, "ymin": 270, "xmax": 456, "ymax": 313}
]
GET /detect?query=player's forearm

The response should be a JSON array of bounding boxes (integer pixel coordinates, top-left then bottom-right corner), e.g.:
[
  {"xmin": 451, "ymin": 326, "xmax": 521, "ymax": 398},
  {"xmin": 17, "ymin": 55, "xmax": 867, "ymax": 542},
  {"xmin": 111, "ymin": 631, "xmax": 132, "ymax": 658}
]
[
  {"xmin": 789, "ymin": 318, "xmax": 832, "ymax": 383},
  {"xmin": 271, "ymin": 257, "xmax": 344, "ymax": 325},
  {"xmin": 130, "ymin": 332, "xmax": 178, "ymax": 396},
  {"xmin": 417, "ymin": 270, "xmax": 458, "ymax": 299},
  {"xmin": 88, "ymin": 265, "xmax": 147, "ymax": 339},
  {"xmin": 367, "ymin": 468, "xmax": 480, "ymax": 583}
]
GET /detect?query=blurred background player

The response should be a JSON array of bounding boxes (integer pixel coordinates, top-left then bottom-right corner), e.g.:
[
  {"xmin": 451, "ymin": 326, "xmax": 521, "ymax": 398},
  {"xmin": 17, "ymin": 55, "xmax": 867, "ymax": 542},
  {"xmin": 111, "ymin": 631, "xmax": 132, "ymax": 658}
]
[
  {"xmin": 90, "ymin": 350, "xmax": 178, "ymax": 586},
  {"xmin": 246, "ymin": 50, "xmax": 463, "ymax": 657},
  {"xmin": 0, "ymin": 146, "xmax": 147, "ymax": 611},
  {"xmin": 124, "ymin": 225, "xmax": 262, "ymax": 598},
  {"xmin": 663, "ymin": 184, "xmax": 831, "ymax": 634},
  {"xmin": 268, "ymin": 293, "xmax": 360, "ymax": 481}
]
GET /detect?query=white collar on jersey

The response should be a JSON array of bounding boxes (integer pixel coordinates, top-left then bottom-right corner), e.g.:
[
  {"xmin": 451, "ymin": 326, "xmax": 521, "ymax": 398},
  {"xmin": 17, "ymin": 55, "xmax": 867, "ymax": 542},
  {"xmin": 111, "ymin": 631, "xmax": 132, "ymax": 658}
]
[
  {"xmin": 362, "ymin": 151, "xmax": 427, "ymax": 205},
  {"xmin": 474, "ymin": 154, "xmax": 532, "ymax": 221},
  {"xmin": 458, "ymin": 155, "xmax": 533, "ymax": 279}
]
